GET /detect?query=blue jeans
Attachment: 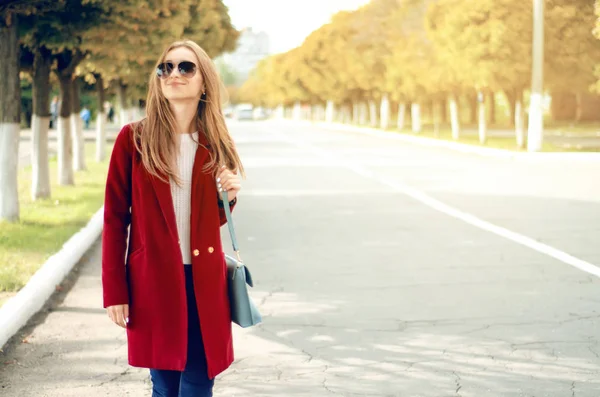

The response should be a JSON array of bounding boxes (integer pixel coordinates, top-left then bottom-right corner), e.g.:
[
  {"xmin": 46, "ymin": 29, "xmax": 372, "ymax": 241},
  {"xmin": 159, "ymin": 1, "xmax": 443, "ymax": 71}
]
[{"xmin": 150, "ymin": 265, "xmax": 214, "ymax": 397}]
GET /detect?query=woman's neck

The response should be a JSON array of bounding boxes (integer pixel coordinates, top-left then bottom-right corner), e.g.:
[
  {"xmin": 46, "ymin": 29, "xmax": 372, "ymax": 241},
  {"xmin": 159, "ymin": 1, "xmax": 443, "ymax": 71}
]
[{"xmin": 170, "ymin": 101, "xmax": 199, "ymax": 134}]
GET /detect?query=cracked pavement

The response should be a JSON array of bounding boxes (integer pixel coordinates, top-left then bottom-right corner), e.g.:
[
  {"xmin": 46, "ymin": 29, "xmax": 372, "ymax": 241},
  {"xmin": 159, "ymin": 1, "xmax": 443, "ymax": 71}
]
[{"xmin": 2, "ymin": 120, "xmax": 600, "ymax": 396}]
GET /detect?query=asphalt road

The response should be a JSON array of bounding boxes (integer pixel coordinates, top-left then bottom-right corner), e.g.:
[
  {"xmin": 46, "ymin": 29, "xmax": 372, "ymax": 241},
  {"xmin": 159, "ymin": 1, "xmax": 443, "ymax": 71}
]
[{"xmin": 1, "ymin": 120, "xmax": 599, "ymax": 396}]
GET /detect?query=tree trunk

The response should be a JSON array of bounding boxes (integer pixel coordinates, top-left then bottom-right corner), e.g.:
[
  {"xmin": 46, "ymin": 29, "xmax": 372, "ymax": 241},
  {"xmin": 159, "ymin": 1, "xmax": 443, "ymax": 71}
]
[
  {"xmin": 325, "ymin": 100, "xmax": 334, "ymax": 123},
  {"xmin": 505, "ymin": 90, "xmax": 517, "ymax": 127},
  {"xmin": 397, "ymin": 102, "xmax": 406, "ymax": 131},
  {"xmin": 368, "ymin": 99, "xmax": 378, "ymax": 127},
  {"xmin": 411, "ymin": 103, "xmax": 421, "ymax": 133},
  {"xmin": 71, "ymin": 78, "xmax": 85, "ymax": 171},
  {"xmin": 469, "ymin": 94, "xmax": 478, "ymax": 124},
  {"xmin": 575, "ymin": 92, "xmax": 583, "ymax": 123},
  {"xmin": 439, "ymin": 97, "xmax": 448, "ymax": 124},
  {"xmin": 96, "ymin": 74, "xmax": 106, "ymax": 162},
  {"xmin": 292, "ymin": 101, "xmax": 301, "ymax": 120},
  {"xmin": 449, "ymin": 94, "xmax": 460, "ymax": 140},
  {"xmin": 31, "ymin": 46, "xmax": 52, "ymax": 200},
  {"xmin": 489, "ymin": 92, "xmax": 496, "ymax": 125},
  {"xmin": 344, "ymin": 105, "xmax": 352, "ymax": 123},
  {"xmin": 0, "ymin": 16, "xmax": 20, "ymax": 221},
  {"xmin": 515, "ymin": 90, "xmax": 525, "ymax": 149},
  {"xmin": 357, "ymin": 102, "xmax": 365, "ymax": 125},
  {"xmin": 275, "ymin": 104, "xmax": 284, "ymax": 118},
  {"xmin": 57, "ymin": 74, "xmax": 74, "ymax": 185},
  {"xmin": 379, "ymin": 94, "xmax": 389, "ymax": 130},
  {"xmin": 433, "ymin": 101, "xmax": 441, "ymax": 137},
  {"xmin": 352, "ymin": 102, "xmax": 359, "ymax": 124},
  {"xmin": 478, "ymin": 91, "xmax": 487, "ymax": 144},
  {"xmin": 117, "ymin": 79, "xmax": 128, "ymax": 127}
]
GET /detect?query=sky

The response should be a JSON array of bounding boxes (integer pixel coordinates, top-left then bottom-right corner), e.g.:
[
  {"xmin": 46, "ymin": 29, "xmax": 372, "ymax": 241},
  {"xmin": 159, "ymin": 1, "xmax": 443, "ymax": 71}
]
[{"xmin": 222, "ymin": 0, "xmax": 371, "ymax": 54}]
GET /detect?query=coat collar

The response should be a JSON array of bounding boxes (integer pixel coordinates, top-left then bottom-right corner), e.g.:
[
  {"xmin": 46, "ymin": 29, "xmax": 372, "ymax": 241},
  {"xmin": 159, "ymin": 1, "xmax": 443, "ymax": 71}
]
[{"xmin": 150, "ymin": 130, "xmax": 212, "ymax": 243}]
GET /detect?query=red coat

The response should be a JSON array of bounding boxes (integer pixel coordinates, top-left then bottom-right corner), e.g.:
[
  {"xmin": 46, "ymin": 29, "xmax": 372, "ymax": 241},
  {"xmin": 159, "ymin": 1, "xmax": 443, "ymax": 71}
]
[{"xmin": 102, "ymin": 124, "xmax": 235, "ymax": 378}]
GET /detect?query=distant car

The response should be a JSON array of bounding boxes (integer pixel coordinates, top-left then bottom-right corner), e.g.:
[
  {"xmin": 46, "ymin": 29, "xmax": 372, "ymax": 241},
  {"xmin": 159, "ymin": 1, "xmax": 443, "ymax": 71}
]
[
  {"xmin": 235, "ymin": 108, "xmax": 254, "ymax": 121},
  {"xmin": 223, "ymin": 107, "xmax": 234, "ymax": 118}
]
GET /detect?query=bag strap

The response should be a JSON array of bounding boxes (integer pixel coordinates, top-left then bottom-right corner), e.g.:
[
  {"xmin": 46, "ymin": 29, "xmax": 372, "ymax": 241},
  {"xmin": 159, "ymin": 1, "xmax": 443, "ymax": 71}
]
[{"xmin": 221, "ymin": 190, "xmax": 242, "ymax": 262}]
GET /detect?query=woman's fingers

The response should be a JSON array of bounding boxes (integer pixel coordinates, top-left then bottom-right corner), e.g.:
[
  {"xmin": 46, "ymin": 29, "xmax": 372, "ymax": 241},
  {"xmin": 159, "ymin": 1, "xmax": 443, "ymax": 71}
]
[{"xmin": 107, "ymin": 305, "xmax": 129, "ymax": 329}]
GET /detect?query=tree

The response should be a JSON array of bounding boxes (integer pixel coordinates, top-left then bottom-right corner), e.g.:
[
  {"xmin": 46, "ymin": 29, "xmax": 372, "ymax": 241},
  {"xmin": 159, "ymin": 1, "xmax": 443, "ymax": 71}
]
[
  {"xmin": 20, "ymin": 0, "xmax": 110, "ymax": 185},
  {"xmin": 426, "ymin": 0, "xmax": 532, "ymax": 144},
  {"xmin": 548, "ymin": 0, "xmax": 600, "ymax": 122},
  {"xmin": 0, "ymin": 0, "xmax": 63, "ymax": 221}
]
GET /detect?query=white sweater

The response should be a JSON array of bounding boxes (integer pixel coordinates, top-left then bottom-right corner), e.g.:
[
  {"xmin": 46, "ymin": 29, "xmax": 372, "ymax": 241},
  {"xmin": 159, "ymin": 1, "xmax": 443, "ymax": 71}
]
[{"xmin": 170, "ymin": 132, "xmax": 198, "ymax": 265}]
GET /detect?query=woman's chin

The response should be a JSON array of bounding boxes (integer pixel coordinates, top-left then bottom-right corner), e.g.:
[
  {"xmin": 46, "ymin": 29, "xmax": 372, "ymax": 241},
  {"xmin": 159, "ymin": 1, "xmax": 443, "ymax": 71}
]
[{"xmin": 165, "ymin": 95, "xmax": 197, "ymax": 104}]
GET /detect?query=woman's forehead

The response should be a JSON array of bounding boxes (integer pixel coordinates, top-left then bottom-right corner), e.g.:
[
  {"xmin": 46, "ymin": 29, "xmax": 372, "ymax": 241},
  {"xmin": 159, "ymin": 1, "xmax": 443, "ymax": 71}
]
[{"xmin": 165, "ymin": 47, "xmax": 197, "ymax": 62}]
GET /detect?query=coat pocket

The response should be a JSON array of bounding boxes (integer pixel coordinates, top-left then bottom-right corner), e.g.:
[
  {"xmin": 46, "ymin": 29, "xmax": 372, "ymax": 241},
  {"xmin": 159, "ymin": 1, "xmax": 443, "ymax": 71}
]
[{"xmin": 128, "ymin": 245, "xmax": 145, "ymax": 263}]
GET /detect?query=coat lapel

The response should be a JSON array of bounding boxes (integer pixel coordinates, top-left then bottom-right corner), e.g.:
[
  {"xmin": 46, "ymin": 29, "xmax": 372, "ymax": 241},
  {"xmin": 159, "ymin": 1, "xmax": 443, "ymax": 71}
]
[{"xmin": 150, "ymin": 172, "xmax": 179, "ymax": 243}]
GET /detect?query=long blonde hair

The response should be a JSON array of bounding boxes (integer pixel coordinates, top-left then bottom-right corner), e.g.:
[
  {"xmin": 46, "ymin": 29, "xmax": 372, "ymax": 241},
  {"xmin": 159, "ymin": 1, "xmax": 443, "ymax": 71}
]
[{"xmin": 133, "ymin": 40, "xmax": 244, "ymax": 185}]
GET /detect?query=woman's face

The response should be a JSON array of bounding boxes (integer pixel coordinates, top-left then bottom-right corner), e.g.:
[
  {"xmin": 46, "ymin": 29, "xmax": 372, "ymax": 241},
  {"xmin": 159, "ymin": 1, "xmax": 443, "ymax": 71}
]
[{"xmin": 159, "ymin": 47, "xmax": 204, "ymax": 103}]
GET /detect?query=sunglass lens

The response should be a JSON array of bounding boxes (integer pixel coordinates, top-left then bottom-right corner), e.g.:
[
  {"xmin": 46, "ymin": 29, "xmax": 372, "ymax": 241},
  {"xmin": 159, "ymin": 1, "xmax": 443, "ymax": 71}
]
[
  {"xmin": 178, "ymin": 61, "xmax": 196, "ymax": 77},
  {"xmin": 157, "ymin": 62, "xmax": 174, "ymax": 78}
]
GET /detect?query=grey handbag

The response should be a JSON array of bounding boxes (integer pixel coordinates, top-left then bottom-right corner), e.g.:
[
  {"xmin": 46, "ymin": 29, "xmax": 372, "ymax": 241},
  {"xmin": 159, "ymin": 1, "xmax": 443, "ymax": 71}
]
[{"xmin": 221, "ymin": 190, "xmax": 262, "ymax": 328}]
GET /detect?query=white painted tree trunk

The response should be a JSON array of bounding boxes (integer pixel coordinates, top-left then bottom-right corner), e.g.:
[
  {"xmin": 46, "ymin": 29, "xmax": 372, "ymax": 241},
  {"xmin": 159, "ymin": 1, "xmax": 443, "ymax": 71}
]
[
  {"xmin": 292, "ymin": 101, "xmax": 301, "ymax": 121},
  {"xmin": 359, "ymin": 102, "xmax": 368, "ymax": 125},
  {"xmin": 528, "ymin": 0, "xmax": 544, "ymax": 152},
  {"xmin": 119, "ymin": 108, "xmax": 128, "ymax": 128},
  {"xmin": 96, "ymin": 111, "xmax": 106, "ymax": 162},
  {"xmin": 71, "ymin": 113, "xmax": 86, "ymax": 171},
  {"xmin": 57, "ymin": 116, "xmax": 74, "ymax": 185},
  {"xmin": 325, "ymin": 100, "xmax": 334, "ymax": 123},
  {"xmin": 0, "ymin": 122, "xmax": 20, "ymax": 221},
  {"xmin": 515, "ymin": 97, "xmax": 525, "ymax": 149},
  {"xmin": 528, "ymin": 93, "xmax": 543, "ymax": 151},
  {"xmin": 275, "ymin": 104, "xmax": 284, "ymax": 118},
  {"xmin": 130, "ymin": 107, "xmax": 141, "ymax": 123},
  {"xmin": 411, "ymin": 103, "xmax": 421, "ymax": 133},
  {"xmin": 368, "ymin": 100, "xmax": 378, "ymax": 127},
  {"xmin": 397, "ymin": 103, "xmax": 406, "ymax": 130},
  {"xmin": 31, "ymin": 115, "xmax": 51, "ymax": 199},
  {"xmin": 380, "ymin": 94, "xmax": 390, "ymax": 130},
  {"xmin": 449, "ymin": 96, "xmax": 460, "ymax": 140},
  {"xmin": 478, "ymin": 96, "xmax": 487, "ymax": 144}
]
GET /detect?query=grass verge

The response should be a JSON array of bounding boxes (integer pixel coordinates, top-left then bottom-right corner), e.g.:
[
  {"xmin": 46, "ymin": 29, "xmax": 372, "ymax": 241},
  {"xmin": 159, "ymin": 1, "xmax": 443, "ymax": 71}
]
[{"xmin": 0, "ymin": 141, "xmax": 112, "ymax": 306}]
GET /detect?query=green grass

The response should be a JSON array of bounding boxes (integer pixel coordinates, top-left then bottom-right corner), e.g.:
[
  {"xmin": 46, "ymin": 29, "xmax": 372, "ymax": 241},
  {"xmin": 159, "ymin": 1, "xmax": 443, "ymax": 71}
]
[
  {"xmin": 356, "ymin": 121, "xmax": 599, "ymax": 152},
  {"xmin": 401, "ymin": 126, "xmax": 559, "ymax": 152},
  {"xmin": 0, "ymin": 141, "xmax": 112, "ymax": 305},
  {"xmin": 544, "ymin": 122, "xmax": 600, "ymax": 136}
]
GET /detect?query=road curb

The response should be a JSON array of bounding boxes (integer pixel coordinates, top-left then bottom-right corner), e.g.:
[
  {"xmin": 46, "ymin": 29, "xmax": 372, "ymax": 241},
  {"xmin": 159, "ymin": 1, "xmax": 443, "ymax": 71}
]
[
  {"xmin": 0, "ymin": 207, "xmax": 104, "ymax": 348},
  {"xmin": 278, "ymin": 119, "xmax": 600, "ymax": 162}
]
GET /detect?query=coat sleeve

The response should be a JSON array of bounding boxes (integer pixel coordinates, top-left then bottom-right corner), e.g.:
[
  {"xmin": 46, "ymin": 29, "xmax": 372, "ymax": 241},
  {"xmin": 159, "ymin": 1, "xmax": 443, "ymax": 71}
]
[{"xmin": 102, "ymin": 125, "xmax": 133, "ymax": 308}]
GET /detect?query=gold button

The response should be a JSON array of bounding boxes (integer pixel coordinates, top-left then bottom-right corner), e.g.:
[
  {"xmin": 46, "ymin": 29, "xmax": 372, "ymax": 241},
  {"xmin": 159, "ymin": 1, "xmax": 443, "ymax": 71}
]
[
  {"xmin": 193, "ymin": 249, "xmax": 200, "ymax": 257},
  {"xmin": 208, "ymin": 246, "xmax": 214, "ymax": 253}
]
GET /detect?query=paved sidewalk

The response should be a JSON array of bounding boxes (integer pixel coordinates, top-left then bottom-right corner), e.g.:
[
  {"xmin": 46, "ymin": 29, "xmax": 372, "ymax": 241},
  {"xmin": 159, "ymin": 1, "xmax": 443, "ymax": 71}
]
[{"xmin": 0, "ymin": 241, "xmax": 152, "ymax": 396}]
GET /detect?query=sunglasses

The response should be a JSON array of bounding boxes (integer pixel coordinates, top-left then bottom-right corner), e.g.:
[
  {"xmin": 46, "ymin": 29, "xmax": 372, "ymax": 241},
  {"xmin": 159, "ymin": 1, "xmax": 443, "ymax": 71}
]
[{"xmin": 156, "ymin": 61, "xmax": 198, "ymax": 79}]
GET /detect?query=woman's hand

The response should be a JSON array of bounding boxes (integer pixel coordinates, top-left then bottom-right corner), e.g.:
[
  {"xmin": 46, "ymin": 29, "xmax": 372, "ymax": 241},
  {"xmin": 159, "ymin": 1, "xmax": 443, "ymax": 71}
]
[
  {"xmin": 216, "ymin": 165, "xmax": 241, "ymax": 202},
  {"xmin": 107, "ymin": 304, "xmax": 129, "ymax": 328}
]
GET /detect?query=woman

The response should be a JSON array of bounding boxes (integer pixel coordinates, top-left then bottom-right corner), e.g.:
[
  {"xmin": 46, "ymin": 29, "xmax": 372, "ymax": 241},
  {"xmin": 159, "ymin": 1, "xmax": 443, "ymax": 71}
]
[{"xmin": 102, "ymin": 39, "xmax": 244, "ymax": 396}]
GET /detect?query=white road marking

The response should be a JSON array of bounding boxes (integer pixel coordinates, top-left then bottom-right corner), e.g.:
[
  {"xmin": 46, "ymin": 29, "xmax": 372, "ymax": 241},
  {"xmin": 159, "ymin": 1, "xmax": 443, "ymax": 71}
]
[{"xmin": 273, "ymin": 129, "xmax": 600, "ymax": 278}]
